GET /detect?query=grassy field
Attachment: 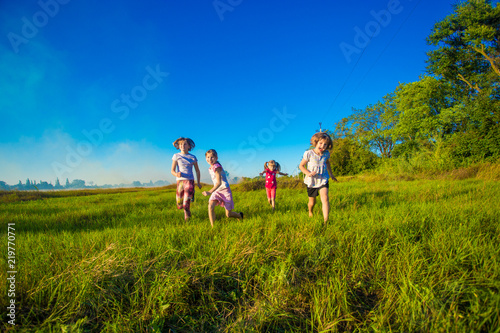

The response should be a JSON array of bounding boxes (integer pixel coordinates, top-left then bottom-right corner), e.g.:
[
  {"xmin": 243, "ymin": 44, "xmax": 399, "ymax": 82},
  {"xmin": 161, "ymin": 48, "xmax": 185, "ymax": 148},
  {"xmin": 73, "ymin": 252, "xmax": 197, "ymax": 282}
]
[{"xmin": 1, "ymin": 178, "xmax": 499, "ymax": 332}]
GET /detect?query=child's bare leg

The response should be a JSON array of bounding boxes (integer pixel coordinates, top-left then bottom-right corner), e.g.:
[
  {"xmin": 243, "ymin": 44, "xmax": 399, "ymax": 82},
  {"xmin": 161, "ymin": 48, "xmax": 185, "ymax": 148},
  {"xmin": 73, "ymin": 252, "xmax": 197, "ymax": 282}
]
[
  {"xmin": 208, "ymin": 200, "xmax": 217, "ymax": 227},
  {"xmin": 308, "ymin": 197, "xmax": 316, "ymax": 217},
  {"xmin": 226, "ymin": 209, "xmax": 243, "ymax": 219},
  {"xmin": 175, "ymin": 181, "xmax": 184, "ymax": 210},
  {"xmin": 183, "ymin": 198, "xmax": 191, "ymax": 221},
  {"xmin": 270, "ymin": 189, "xmax": 276, "ymax": 210},
  {"xmin": 319, "ymin": 187, "xmax": 330, "ymax": 222}
]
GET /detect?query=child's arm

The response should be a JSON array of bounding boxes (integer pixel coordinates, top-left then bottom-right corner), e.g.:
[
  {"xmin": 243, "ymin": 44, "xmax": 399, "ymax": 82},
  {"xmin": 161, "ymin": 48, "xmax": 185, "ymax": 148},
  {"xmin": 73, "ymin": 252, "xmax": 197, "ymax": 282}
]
[
  {"xmin": 259, "ymin": 170, "xmax": 266, "ymax": 176},
  {"xmin": 194, "ymin": 162, "xmax": 202, "ymax": 189},
  {"xmin": 326, "ymin": 159, "xmax": 338, "ymax": 182},
  {"xmin": 299, "ymin": 158, "xmax": 316, "ymax": 177},
  {"xmin": 171, "ymin": 160, "xmax": 181, "ymax": 178},
  {"xmin": 202, "ymin": 167, "xmax": 222, "ymax": 196},
  {"xmin": 278, "ymin": 172, "xmax": 288, "ymax": 176}
]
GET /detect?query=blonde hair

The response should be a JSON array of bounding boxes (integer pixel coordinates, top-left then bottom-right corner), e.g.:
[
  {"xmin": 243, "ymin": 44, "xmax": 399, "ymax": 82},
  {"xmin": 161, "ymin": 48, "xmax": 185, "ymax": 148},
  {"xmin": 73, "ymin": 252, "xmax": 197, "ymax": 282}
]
[
  {"xmin": 310, "ymin": 132, "xmax": 333, "ymax": 150},
  {"xmin": 173, "ymin": 137, "xmax": 195, "ymax": 151},
  {"xmin": 264, "ymin": 160, "xmax": 281, "ymax": 172}
]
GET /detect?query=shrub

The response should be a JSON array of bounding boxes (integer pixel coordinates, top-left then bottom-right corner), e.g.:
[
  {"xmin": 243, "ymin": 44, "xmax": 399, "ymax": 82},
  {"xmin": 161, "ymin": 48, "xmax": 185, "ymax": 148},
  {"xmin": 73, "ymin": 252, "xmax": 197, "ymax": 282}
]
[
  {"xmin": 330, "ymin": 138, "xmax": 378, "ymax": 176},
  {"xmin": 236, "ymin": 177, "xmax": 305, "ymax": 192}
]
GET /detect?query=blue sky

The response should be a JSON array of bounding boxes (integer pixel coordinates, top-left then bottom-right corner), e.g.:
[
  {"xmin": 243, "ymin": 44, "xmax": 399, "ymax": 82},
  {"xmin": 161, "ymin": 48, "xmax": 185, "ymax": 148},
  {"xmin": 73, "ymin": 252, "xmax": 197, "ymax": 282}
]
[{"xmin": 1, "ymin": 0, "xmax": 457, "ymax": 185}]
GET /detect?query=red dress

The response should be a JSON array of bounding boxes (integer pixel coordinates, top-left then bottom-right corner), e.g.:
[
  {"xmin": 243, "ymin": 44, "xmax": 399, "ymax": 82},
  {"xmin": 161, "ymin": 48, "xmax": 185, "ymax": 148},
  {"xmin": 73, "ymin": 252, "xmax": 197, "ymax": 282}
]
[
  {"xmin": 265, "ymin": 169, "xmax": 278, "ymax": 189},
  {"xmin": 264, "ymin": 169, "xmax": 278, "ymax": 199}
]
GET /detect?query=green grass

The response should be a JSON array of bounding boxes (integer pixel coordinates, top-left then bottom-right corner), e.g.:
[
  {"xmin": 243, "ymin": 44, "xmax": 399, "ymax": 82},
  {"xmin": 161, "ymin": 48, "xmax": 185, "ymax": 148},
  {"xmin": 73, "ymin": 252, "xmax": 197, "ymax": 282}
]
[{"xmin": 1, "ymin": 179, "xmax": 499, "ymax": 332}]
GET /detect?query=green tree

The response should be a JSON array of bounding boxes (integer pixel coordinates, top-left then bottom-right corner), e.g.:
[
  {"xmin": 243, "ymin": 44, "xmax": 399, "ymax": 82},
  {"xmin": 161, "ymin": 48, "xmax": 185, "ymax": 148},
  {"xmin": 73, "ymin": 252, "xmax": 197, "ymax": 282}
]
[
  {"xmin": 426, "ymin": 0, "xmax": 500, "ymax": 161},
  {"xmin": 329, "ymin": 137, "xmax": 378, "ymax": 176},
  {"xmin": 393, "ymin": 76, "xmax": 459, "ymax": 142},
  {"xmin": 70, "ymin": 179, "xmax": 86, "ymax": 188},
  {"xmin": 332, "ymin": 117, "xmax": 354, "ymax": 140},
  {"xmin": 426, "ymin": 0, "xmax": 500, "ymax": 94},
  {"xmin": 449, "ymin": 91, "xmax": 500, "ymax": 161},
  {"xmin": 348, "ymin": 93, "xmax": 397, "ymax": 158}
]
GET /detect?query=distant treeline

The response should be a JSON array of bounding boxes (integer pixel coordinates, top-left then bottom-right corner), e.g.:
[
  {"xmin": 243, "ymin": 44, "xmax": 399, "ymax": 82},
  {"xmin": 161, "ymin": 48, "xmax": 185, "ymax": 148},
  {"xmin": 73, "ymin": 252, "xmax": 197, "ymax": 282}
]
[
  {"xmin": 327, "ymin": 0, "xmax": 500, "ymax": 176},
  {"xmin": 0, "ymin": 178, "xmax": 171, "ymax": 191}
]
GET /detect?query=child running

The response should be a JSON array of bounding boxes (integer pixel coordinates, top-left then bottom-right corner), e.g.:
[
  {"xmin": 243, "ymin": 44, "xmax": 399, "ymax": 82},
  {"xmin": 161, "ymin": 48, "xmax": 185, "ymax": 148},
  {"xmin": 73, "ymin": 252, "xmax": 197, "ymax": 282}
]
[
  {"xmin": 171, "ymin": 137, "xmax": 202, "ymax": 221},
  {"xmin": 259, "ymin": 160, "xmax": 288, "ymax": 211},
  {"xmin": 299, "ymin": 132, "xmax": 338, "ymax": 222},
  {"xmin": 202, "ymin": 149, "xmax": 243, "ymax": 227}
]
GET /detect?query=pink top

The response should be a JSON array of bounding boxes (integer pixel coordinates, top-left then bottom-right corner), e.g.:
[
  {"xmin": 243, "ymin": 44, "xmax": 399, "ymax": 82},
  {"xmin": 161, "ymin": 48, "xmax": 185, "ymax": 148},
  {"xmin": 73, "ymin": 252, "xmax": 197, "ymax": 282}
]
[
  {"xmin": 264, "ymin": 169, "xmax": 278, "ymax": 189},
  {"xmin": 208, "ymin": 162, "xmax": 230, "ymax": 191},
  {"xmin": 208, "ymin": 162, "xmax": 234, "ymax": 210}
]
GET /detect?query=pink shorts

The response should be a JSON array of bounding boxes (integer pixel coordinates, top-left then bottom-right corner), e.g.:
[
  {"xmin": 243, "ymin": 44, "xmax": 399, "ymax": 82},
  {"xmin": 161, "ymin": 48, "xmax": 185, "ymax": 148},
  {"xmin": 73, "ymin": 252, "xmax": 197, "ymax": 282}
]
[
  {"xmin": 266, "ymin": 187, "xmax": 276, "ymax": 199},
  {"xmin": 209, "ymin": 187, "xmax": 235, "ymax": 210}
]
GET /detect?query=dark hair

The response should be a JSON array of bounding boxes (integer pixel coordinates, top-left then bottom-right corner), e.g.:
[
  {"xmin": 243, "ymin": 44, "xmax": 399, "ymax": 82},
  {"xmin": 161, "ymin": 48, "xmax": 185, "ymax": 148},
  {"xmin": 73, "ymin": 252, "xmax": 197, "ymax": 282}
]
[
  {"xmin": 173, "ymin": 137, "xmax": 195, "ymax": 151},
  {"xmin": 205, "ymin": 149, "xmax": 218, "ymax": 157},
  {"xmin": 206, "ymin": 149, "xmax": 223, "ymax": 168}
]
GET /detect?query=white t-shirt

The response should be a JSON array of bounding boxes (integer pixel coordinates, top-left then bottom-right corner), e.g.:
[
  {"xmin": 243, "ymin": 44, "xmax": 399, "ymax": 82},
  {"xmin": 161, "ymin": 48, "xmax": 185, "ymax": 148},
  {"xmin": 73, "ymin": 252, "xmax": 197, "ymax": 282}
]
[
  {"xmin": 302, "ymin": 149, "xmax": 330, "ymax": 188},
  {"xmin": 172, "ymin": 153, "xmax": 197, "ymax": 180}
]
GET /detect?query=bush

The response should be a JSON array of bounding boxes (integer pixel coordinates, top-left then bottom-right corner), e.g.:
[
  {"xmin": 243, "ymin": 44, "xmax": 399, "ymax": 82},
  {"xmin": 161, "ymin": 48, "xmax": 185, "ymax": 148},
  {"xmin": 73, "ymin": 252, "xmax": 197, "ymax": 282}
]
[
  {"xmin": 449, "ymin": 127, "xmax": 500, "ymax": 164},
  {"xmin": 330, "ymin": 138, "xmax": 378, "ymax": 176},
  {"xmin": 236, "ymin": 177, "xmax": 305, "ymax": 192}
]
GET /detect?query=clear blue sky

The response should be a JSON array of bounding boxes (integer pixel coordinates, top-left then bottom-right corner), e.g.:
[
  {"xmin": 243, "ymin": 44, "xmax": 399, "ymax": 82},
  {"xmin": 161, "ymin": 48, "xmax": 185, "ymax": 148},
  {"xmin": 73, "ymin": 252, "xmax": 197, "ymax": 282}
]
[{"xmin": 1, "ymin": 0, "xmax": 456, "ymax": 185}]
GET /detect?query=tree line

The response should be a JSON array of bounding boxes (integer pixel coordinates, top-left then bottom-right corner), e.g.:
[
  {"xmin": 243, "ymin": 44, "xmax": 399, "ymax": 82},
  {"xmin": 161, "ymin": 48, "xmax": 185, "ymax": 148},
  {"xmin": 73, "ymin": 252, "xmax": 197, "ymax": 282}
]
[
  {"xmin": 328, "ymin": 0, "xmax": 500, "ymax": 175},
  {"xmin": 0, "ymin": 178, "xmax": 171, "ymax": 191},
  {"xmin": 0, "ymin": 178, "xmax": 79, "ymax": 191}
]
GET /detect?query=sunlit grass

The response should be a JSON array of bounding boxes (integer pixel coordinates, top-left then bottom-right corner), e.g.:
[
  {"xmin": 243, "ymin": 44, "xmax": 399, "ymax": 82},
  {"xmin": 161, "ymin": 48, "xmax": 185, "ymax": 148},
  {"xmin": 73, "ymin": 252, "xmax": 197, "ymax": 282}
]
[{"xmin": 1, "ymin": 179, "xmax": 499, "ymax": 332}]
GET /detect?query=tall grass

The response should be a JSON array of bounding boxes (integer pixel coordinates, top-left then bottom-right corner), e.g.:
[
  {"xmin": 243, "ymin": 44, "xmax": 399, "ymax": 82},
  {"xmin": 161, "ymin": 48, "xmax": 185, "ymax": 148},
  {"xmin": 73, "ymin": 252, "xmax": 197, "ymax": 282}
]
[
  {"xmin": 359, "ymin": 159, "xmax": 500, "ymax": 182},
  {"xmin": 1, "ymin": 179, "xmax": 499, "ymax": 332}
]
